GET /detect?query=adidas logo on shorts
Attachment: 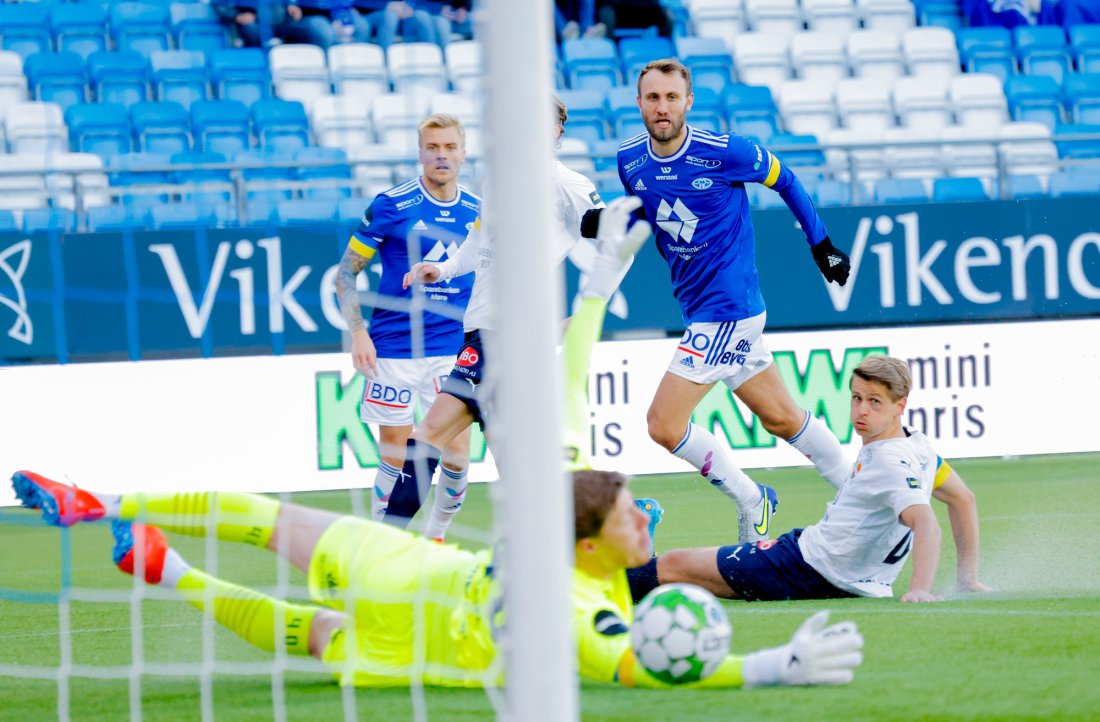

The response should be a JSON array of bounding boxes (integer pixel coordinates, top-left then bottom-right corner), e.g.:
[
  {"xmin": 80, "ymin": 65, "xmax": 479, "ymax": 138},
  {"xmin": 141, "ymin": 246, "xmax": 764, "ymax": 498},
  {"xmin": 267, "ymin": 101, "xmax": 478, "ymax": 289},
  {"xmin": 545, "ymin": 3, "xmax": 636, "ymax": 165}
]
[{"xmin": 680, "ymin": 356, "xmax": 694, "ymax": 368}]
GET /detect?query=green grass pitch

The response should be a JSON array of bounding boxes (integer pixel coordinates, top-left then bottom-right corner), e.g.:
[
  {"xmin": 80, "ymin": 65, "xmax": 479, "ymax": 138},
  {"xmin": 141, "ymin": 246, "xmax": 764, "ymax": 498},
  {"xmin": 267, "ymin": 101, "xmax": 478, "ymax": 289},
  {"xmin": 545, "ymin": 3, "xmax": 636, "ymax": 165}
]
[{"xmin": 1, "ymin": 453, "xmax": 1098, "ymax": 721}]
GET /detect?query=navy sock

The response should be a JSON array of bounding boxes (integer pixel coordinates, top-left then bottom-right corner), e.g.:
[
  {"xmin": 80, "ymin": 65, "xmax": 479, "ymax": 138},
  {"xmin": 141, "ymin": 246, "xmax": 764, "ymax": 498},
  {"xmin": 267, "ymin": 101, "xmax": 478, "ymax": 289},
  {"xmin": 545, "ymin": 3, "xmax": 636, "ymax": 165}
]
[
  {"xmin": 383, "ymin": 439, "xmax": 441, "ymax": 528},
  {"xmin": 626, "ymin": 557, "xmax": 660, "ymax": 604}
]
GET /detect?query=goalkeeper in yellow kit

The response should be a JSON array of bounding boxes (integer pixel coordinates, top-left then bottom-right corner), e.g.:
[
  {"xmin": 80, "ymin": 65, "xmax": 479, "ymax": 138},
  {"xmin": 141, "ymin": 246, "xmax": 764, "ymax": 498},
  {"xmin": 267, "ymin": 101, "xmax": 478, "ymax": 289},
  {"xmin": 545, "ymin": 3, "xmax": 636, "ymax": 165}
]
[{"xmin": 11, "ymin": 198, "xmax": 863, "ymax": 690}]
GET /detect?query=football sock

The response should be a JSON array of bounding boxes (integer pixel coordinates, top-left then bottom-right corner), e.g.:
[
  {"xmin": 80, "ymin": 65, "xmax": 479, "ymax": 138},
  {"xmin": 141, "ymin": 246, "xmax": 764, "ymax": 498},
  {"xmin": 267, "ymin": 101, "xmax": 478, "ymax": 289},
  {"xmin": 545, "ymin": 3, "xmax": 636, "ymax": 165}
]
[
  {"xmin": 118, "ymin": 492, "xmax": 279, "ymax": 548},
  {"xmin": 175, "ymin": 567, "xmax": 316, "ymax": 656},
  {"xmin": 423, "ymin": 464, "xmax": 468, "ymax": 540},
  {"xmin": 626, "ymin": 557, "xmax": 660, "ymax": 604},
  {"xmin": 786, "ymin": 411, "xmax": 851, "ymax": 489},
  {"xmin": 562, "ymin": 296, "xmax": 608, "ymax": 471},
  {"xmin": 672, "ymin": 424, "xmax": 761, "ymax": 508},
  {"xmin": 385, "ymin": 439, "xmax": 441, "ymax": 529},
  {"xmin": 371, "ymin": 461, "xmax": 401, "ymax": 521}
]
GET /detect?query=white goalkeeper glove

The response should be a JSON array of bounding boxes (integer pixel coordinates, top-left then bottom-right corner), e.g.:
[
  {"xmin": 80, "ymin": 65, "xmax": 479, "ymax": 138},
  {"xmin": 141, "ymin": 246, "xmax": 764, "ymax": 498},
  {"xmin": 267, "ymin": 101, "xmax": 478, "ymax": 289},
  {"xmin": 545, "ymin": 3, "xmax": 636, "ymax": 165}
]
[
  {"xmin": 581, "ymin": 196, "xmax": 652, "ymax": 300},
  {"xmin": 742, "ymin": 610, "xmax": 864, "ymax": 688}
]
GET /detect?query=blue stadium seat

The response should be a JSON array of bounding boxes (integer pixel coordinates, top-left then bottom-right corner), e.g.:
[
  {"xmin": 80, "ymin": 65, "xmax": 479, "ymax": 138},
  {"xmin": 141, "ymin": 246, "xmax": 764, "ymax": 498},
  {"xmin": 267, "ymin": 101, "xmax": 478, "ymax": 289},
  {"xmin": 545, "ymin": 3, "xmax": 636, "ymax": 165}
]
[
  {"xmin": 50, "ymin": 4, "xmax": 109, "ymax": 61},
  {"xmin": 0, "ymin": 3, "xmax": 53, "ymax": 59},
  {"xmin": 0, "ymin": 210, "xmax": 18, "ymax": 232},
  {"xmin": 251, "ymin": 98, "xmax": 310, "ymax": 152},
  {"xmin": 151, "ymin": 50, "xmax": 209, "ymax": 110},
  {"xmin": 87, "ymin": 205, "xmax": 147, "ymax": 232},
  {"xmin": 1053, "ymin": 123, "xmax": 1100, "ymax": 159},
  {"xmin": 191, "ymin": 99, "xmax": 251, "ymax": 155},
  {"xmin": 916, "ymin": 0, "xmax": 963, "ymax": 30},
  {"xmin": 246, "ymin": 196, "xmax": 279, "ymax": 226},
  {"xmin": 591, "ymin": 139, "xmax": 620, "ymax": 173},
  {"xmin": 812, "ymin": 180, "xmax": 853, "ymax": 208},
  {"xmin": 1005, "ymin": 75, "xmax": 1063, "ymax": 130},
  {"xmin": 725, "ymin": 84, "xmax": 780, "ymax": 143},
  {"xmin": 23, "ymin": 208, "xmax": 76, "ymax": 234},
  {"xmin": 562, "ymin": 38, "xmax": 622, "ymax": 92},
  {"xmin": 1004, "ymin": 174, "xmax": 1046, "ymax": 199},
  {"xmin": 110, "ymin": 3, "xmax": 171, "ymax": 57},
  {"xmin": 66, "ymin": 102, "xmax": 132, "ymax": 159},
  {"xmin": 150, "ymin": 201, "xmax": 217, "ymax": 229},
  {"xmin": 210, "ymin": 48, "xmax": 269, "ymax": 106},
  {"xmin": 339, "ymin": 196, "xmax": 365, "ymax": 225},
  {"xmin": 596, "ymin": 175, "xmax": 625, "ymax": 203},
  {"xmin": 676, "ymin": 36, "xmax": 734, "ymax": 95},
  {"xmin": 769, "ymin": 133, "xmax": 826, "ymax": 177},
  {"xmin": 1049, "ymin": 169, "xmax": 1100, "ymax": 197},
  {"xmin": 687, "ymin": 87, "xmax": 725, "ymax": 134},
  {"xmin": 295, "ymin": 147, "xmax": 352, "ymax": 199},
  {"xmin": 956, "ymin": 27, "xmax": 1015, "ymax": 81},
  {"xmin": 1062, "ymin": 73, "xmax": 1100, "ymax": 125},
  {"xmin": 170, "ymin": 3, "xmax": 228, "ymax": 54},
  {"xmin": 1069, "ymin": 24, "xmax": 1100, "ymax": 74},
  {"xmin": 558, "ymin": 88, "xmax": 608, "ymax": 145},
  {"xmin": 276, "ymin": 198, "xmax": 340, "ymax": 226},
  {"xmin": 1015, "ymin": 25, "xmax": 1071, "ymax": 84},
  {"xmin": 874, "ymin": 178, "xmax": 930, "ymax": 204},
  {"xmin": 89, "ymin": 50, "xmax": 151, "ymax": 106},
  {"xmin": 131, "ymin": 101, "xmax": 192, "ymax": 155},
  {"xmin": 235, "ymin": 148, "xmax": 295, "ymax": 202},
  {"xmin": 607, "ymin": 85, "xmax": 645, "ymax": 138},
  {"xmin": 932, "ymin": 177, "xmax": 988, "ymax": 203},
  {"xmin": 170, "ymin": 150, "xmax": 232, "ymax": 204},
  {"xmin": 111, "ymin": 151, "xmax": 173, "ymax": 213},
  {"xmin": 24, "ymin": 52, "xmax": 88, "ymax": 112},
  {"xmin": 619, "ymin": 36, "xmax": 673, "ymax": 78}
]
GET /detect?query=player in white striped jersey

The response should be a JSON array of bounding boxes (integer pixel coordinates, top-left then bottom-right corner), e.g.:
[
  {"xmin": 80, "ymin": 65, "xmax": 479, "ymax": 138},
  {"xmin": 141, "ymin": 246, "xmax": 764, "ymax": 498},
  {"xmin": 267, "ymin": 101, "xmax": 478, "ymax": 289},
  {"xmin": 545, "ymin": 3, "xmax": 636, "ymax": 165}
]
[{"xmin": 627, "ymin": 355, "xmax": 992, "ymax": 603}]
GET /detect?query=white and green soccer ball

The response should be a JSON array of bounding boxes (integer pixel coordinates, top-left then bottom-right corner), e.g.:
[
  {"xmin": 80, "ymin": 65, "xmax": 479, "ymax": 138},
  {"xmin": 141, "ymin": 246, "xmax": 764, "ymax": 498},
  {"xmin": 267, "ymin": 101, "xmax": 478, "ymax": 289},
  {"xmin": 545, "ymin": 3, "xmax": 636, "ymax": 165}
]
[{"xmin": 630, "ymin": 583, "xmax": 732, "ymax": 685}]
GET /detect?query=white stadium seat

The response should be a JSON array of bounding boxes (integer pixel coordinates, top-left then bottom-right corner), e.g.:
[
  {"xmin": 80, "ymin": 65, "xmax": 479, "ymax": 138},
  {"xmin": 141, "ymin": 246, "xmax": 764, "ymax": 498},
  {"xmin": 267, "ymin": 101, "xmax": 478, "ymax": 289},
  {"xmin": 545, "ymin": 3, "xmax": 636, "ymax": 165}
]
[
  {"xmin": 371, "ymin": 92, "xmax": 426, "ymax": 151},
  {"xmin": 940, "ymin": 124, "xmax": 999, "ymax": 192},
  {"xmin": 311, "ymin": 94, "xmax": 373, "ymax": 148},
  {"xmin": 0, "ymin": 154, "xmax": 49, "ymax": 211},
  {"xmin": 949, "ymin": 73, "xmax": 1008, "ymax": 128},
  {"xmin": 826, "ymin": 127, "xmax": 888, "ymax": 188},
  {"xmin": 45, "ymin": 152, "xmax": 109, "ymax": 210},
  {"xmin": 558, "ymin": 137, "xmax": 596, "ymax": 176},
  {"xmin": 0, "ymin": 50, "xmax": 28, "ymax": 111},
  {"xmin": 836, "ymin": 78, "xmax": 895, "ymax": 131},
  {"xmin": 857, "ymin": 0, "xmax": 916, "ymax": 34},
  {"xmin": 689, "ymin": 0, "xmax": 746, "ymax": 49},
  {"xmin": 444, "ymin": 40, "xmax": 482, "ymax": 95},
  {"xmin": 998, "ymin": 121, "xmax": 1060, "ymax": 187},
  {"xmin": 5, "ymin": 101, "xmax": 67, "ymax": 154},
  {"xmin": 328, "ymin": 43, "xmax": 389, "ymax": 103},
  {"xmin": 269, "ymin": 44, "xmax": 330, "ymax": 109},
  {"xmin": 802, "ymin": 0, "xmax": 860, "ymax": 37},
  {"xmin": 387, "ymin": 42, "xmax": 448, "ymax": 94},
  {"xmin": 884, "ymin": 126, "xmax": 943, "ymax": 183},
  {"xmin": 745, "ymin": 0, "xmax": 803, "ymax": 37},
  {"xmin": 893, "ymin": 75, "xmax": 953, "ymax": 130},
  {"xmin": 779, "ymin": 79, "xmax": 838, "ymax": 137},
  {"xmin": 732, "ymin": 32, "xmax": 793, "ymax": 95},
  {"xmin": 847, "ymin": 30, "xmax": 906, "ymax": 82},
  {"xmin": 790, "ymin": 31, "xmax": 849, "ymax": 85},
  {"xmin": 903, "ymin": 26, "xmax": 960, "ymax": 79}
]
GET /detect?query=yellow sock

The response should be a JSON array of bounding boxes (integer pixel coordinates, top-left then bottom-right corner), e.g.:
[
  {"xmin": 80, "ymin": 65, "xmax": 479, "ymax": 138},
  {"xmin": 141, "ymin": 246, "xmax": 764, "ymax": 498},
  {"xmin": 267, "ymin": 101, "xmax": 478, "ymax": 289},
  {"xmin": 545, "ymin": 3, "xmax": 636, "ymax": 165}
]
[
  {"xmin": 119, "ymin": 492, "xmax": 279, "ymax": 548},
  {"xmin": 176, "ymin": 568, "xmax": 316, "ymax": 656}
]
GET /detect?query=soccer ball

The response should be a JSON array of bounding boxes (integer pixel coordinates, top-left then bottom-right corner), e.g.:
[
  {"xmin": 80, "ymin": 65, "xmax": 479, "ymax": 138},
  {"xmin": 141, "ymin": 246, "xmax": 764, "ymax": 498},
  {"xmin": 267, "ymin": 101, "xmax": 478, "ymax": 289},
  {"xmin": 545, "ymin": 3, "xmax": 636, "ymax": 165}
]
[{"xmin": 630, "ymin": 583, "xmax": 732, "ymax": 685}]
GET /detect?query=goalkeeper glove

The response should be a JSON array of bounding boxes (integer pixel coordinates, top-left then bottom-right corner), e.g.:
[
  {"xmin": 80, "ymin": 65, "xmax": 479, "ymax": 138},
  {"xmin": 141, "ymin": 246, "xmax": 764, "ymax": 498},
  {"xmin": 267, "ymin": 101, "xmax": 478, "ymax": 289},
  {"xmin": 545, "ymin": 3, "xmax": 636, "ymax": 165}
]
[
  {"xmin": 742, "ymin": 611, "xmax": 864, "ymax": 688},
  {"xmin": 811, "ymin": 236, "xmax": 851, "ymax": 286},
  {"xmin": 581, "ymin": 196, "xmax": 652, "ymax": 300}
]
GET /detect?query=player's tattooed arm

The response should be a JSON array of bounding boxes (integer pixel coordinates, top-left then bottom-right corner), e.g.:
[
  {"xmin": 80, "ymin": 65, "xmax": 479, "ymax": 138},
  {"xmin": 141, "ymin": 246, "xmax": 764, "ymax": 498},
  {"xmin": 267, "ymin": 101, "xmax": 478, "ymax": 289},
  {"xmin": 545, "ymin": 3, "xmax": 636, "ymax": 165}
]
[{"xmin": 336, "ymin": 245, "xmax": 369, "ymax": 332}]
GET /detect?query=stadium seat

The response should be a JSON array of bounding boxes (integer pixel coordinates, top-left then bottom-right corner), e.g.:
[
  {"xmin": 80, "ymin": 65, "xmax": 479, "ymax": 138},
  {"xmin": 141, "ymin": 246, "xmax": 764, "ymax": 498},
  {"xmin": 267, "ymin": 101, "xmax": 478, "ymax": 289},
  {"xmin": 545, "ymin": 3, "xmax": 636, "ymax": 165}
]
[
  {"xmin": 790, "ymin": 31, "xmax": 849, "ymax": 85},
  {"xmin": 619, "ymin": 36, "xmax": 673, "ymax": 80},
  {"xmin": 687, "ymin": 87, "xmax": 725, "ymax": 133},
  {"xmin": 607, "ymin": 86, "xmax": 645, "ymax": 138},
  {"xmin": 23, "ymin": 208, "xmax": 76, "ymax": 234},
  {"xmin": 558, "ymin": 137, "xmax": 596, "ymax": 176},
  {"xmin": 562, "ymin": 38, "xmax": 621, "ymax": 92},
  {"xmin": 151, "ymin": 50, "xmax": 209, "ymax": 111},
  {"xmin": 170, "ymin": 3, "xmax": 228, "ymax": 54},
  {"xmin": 236, "ymin": 148, "xmax": 296, "ymax": 201},
  {"xmin": 1049, "ymin": 169, "xmax": 1100, "ymax": 197},
  {"xmin": 109, "ymin": 3, "xmax": 172, "ymax": 57},
  {"xmin": 311, "ymin": 94, "xmax": 372, "ymax": 148},
  {"xmin": 725, "ymin": 84, "xmax": 780, "ymax": 141},
  {"xmin": 170, "ymin": 150, "xmax": 233, "ymax": 204},
  {"xmin": 778, "ymin": 79, "xmax": 838, "ymax": 137},
  {"xmin": 371, "ymin": 92, "xmax": 424, "ymax": 150},
  {"xmin": 46, "ymin": 152, "xmax": 110, "ymax": 210},
  {"xmin": 857, "ymin": 0, "xmax": 916, "ymax": 34},
  {"xmin": 689, "ymin": 0, "xmax": 745, "ymax": 48},
  {"xmin": 88, "ymin": 51, "xmax": 151, "ymax": 106},
  {"xmin": 295, "ymin": 146, "xmax": 352, "ymax": 199},
  {"xmin": 998, "ymin": 121, "xmax": 1060, "ymax": 184},
  {"xmin": 825, "ymin": 127, "xmax": 887, "ymax": 186},
  {"xmin": 847, "ymin": 30, "xmax": 905, "ymax": 82},
  {"xmin": 276, "ymin": 197, "xmax": 340, "ymax": 225},
  {"xmin": 812, "ymin": 178, "xmax": 855, "ymax": 207},
  {"xmin": 5, "ymin": 101, "xmax": 67, "ymax": 154},
  {"xmin": 949, "ymin": 73, "xmax": 1008, "ymax": 128},
  {"xmin": 149, "ymin": 200, "xmax": 217, "ymax": 229},
  {"xmin": 590, "ymin": 138, "xmax": 620, "ymax": 173},
  {"xmin": 874, "ymin": 177, "xmax": 930, "ymax": 204},
  {"xmin": 443, "ymin": 40, "xmax": 481, "ymax": 95},
  {"xmin": 0, "ymin": 210, "xmax": 18, "ymax": 232},
  {"xmin": 835, "ymin": 78, "xmax": 894, "ymax": 131},
  {"xmin": 883, "ymin": 127, "xmax": 942, "ymax": 181},
  {"xmin": 744, "ymin": 0, "xmax": 802, "ymax": 37},
  {"xmin": 770, "ymin": 133, "xmax": 827, "ymax": 177},
  {"xmin": 50, "ymin": 3, "xmax": 109, "ymax": 61},
  {"xmin": 251, "ymin": 99, "xmax": 310, "ymax": 152},
  {"xmin": 1003, "ymin": 173, "xmax": 1046, "ymax": 199},
  {"xmin": 1053, "ymin": 123, "xmax": 1100, "ymax": 159},
  {"xmin": 903, "ymin": 27, "xmax": 960, "ymax": 79},
  {"xmin": 210, "ymin": 48, "xmax": 269, "ymax": 107},
  {"xmin": 956, "ymin": 27, "xmax": 1015, "ymax": 82},
  {"xmin": 1062, "ymin": 74, "xmax": 1100, "ymax": 125},
  {"xmin": 732, "ymin": 32, "xmax": 792, "ymax": 96},
  {"xmin": 387, "ymin": 42, "xmax": 448, "ymax": 94},
  {"xmin": 1015, "ymin": 26, "xmax": 1071, "ymax": 85},
  {"xmin": 893, "ymin": 75, "xmax": 953, "ymax": 130},
  {"xmin": 339, "ymin": 195, "xmax": 366, "ymax": 225},
  {"xmin": 0, "ymin": 51, "xmax": 29, "ymax": 109},
  {"xmin": 1069, "ymin": 24, "xmax": 1100, "ymax": 74},
  {"xmin": 246, "ymin": 196, "xmax": 279, "ymax": 226},
  {"xmin": 87, "ymin": 204, "xmax": 146, "ymax": 231},
  {"xmin": 557, "ymin": 88, "xmax": 608, "ymax": 145},
  {"xmin": 346, "ymin": 143, "xmax": 404, "ymax": 196},
  {"xmin": 23, "ymin": 52, "xmax": 88, "ymax": 112},
  {"xmin": 1005, "ymin": 75, "xmax": 1063, "ymax": 131},
  {"xmin": 191, "ymin": 99, "xmax": 251, "ymax": 155},
  {"xmin": 802, "ymin": 0, "xmax": 860, "ymax": 37},
  {"xmin": 917, "ymin": 0, "xmax": 963, "ymax": 30},
  {"xmin": 111, "ymin": 151, "xmax": 172, "ymax": 213},
  {"xmin": 932, "ymin": 176, "xmax": 988, "ymax": 203},
  {"xmin": 940, "ymin": 125, "xmax": 999, "ymax": 192},
  {"xmin": 131, "ymin": 101, "xmax": 191, "ymax": 155},
  {"xmin": 66, "ymin": 102, "xmax": 132, "ymax": 159},
  {"xmin": 269, "ymin": 44, "xmax": 330, "ymax": 109},
  {"xmin": 0, "ymin": 154, "xmax": 49, "ymax": 211},
  {"xmin": 676, "ymin": 36, "xmax": 734, "ymax": 95},
  {"xmin": 0, "ymin": 3, "xmax": 52, "ymax": 59},
  {"xmin": 328, "ymin": 43, "xmax": 388, "ymax": 102}
]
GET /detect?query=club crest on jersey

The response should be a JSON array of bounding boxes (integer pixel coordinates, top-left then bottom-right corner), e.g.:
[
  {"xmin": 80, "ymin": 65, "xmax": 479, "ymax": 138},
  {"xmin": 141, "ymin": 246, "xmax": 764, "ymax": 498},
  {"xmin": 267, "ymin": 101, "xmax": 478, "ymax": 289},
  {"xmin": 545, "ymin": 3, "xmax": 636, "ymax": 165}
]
[{"xmin": 692, "ymin": 178, "xmax": 713, "ymax": 190}]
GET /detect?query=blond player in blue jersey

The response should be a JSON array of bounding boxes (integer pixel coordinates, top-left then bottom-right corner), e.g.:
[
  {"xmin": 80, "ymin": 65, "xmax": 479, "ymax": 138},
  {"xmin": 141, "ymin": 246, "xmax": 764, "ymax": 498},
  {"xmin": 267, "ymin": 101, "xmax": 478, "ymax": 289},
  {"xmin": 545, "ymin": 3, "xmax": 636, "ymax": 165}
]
[{"xmin": 11, "ymin": 202, "xmax": 863, "ymax": 690}]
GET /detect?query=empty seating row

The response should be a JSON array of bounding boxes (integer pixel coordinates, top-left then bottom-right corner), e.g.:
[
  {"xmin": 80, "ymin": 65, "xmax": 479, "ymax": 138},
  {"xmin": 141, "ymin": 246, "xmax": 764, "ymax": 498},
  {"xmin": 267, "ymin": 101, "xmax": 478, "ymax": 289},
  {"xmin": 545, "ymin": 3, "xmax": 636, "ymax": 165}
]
[{"xmin": 958, "ymin": 23, "xmax": 1100, "ymax": 83}]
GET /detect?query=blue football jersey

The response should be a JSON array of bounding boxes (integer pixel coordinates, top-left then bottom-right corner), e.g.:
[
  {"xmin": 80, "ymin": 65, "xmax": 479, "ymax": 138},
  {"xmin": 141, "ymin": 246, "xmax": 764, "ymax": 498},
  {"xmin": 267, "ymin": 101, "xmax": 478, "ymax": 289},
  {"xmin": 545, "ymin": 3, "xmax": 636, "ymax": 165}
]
[
  {"xmin": 349, "ymin": 178, "xmax": 481, "ymax": 358},
  {"xmin": 617, "ymin": 125, "xmax": 828, "ymax": 324}
]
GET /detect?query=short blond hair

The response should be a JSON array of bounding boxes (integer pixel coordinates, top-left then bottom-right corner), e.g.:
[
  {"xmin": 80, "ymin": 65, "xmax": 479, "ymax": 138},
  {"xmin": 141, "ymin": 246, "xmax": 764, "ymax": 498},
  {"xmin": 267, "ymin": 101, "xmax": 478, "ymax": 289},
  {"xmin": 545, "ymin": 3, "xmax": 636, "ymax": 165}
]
[
  {"xmin": 851, "ymin": 355, "xmax": 912, "ymax": 401},
  {"xmin": 637, "ymin": 58, "xmax": 693, "ymax": 95},
  {"xmin": 417, "ymin": 113, "xmax": 465, "ymax": 145}
]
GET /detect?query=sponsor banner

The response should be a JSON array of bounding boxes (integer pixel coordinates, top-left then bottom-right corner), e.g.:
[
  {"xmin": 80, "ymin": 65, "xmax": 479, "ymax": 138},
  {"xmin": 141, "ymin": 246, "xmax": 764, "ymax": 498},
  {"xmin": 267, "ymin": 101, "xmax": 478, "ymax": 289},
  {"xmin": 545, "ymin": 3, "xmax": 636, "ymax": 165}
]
[{"xmin": 1, "ymin": 318, "xmax": 1096, "ymax": 506}]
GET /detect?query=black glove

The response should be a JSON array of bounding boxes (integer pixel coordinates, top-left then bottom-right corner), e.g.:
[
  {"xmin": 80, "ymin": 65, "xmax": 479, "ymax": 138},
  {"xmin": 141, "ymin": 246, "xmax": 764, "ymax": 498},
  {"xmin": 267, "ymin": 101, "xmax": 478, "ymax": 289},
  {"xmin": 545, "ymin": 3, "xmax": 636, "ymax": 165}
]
[
  {"xmin": 811, "ymin": 236, "xmax": 850, "ymax": 286},
  {"xmin": 580, "ymin": 208, "xmax": 602, "ymax": 239}
]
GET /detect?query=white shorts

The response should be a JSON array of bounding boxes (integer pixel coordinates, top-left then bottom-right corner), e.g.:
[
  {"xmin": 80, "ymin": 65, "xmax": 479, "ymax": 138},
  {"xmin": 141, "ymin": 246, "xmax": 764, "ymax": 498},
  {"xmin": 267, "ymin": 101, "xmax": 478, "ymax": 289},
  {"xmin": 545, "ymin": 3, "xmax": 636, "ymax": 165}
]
[
  {"xmin": 667, "ymin": 313, "xmax": 772, "ymax": 391},
  {"xmin": 359, "ymin": 356, "xmax": 455, "ymax": 426}
]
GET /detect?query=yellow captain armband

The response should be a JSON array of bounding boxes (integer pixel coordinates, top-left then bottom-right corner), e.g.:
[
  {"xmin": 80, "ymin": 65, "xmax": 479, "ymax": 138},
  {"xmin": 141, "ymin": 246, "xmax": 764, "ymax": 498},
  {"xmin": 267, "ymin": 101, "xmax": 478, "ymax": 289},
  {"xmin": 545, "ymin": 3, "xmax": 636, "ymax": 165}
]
[
  {"xmin": 933, "ymin": 458, "xmax": 954, "ymax": 489},
  {"xmin": 762, "ymin": 151, "xmax": 781, "ymax": 188},
  {"xmin": 473, "ymin": 216, "xmax": 481, "ymax": 231},
  {"xmin": 347, "ymin": 236, "xmax": 375, "ymax": 259}
]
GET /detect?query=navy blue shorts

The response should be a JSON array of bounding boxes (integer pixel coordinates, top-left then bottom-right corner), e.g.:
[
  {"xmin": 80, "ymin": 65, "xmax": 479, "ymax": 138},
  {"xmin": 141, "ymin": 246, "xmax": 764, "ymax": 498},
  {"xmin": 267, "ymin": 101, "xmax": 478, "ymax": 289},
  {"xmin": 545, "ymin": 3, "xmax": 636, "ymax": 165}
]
[
  {"xmin": 715, "ymin": 529, "xmax": 857, "ymax": 602},
  {"xmin": 440, "ymin": 330, "xmax": 486, "ymax": 425}
]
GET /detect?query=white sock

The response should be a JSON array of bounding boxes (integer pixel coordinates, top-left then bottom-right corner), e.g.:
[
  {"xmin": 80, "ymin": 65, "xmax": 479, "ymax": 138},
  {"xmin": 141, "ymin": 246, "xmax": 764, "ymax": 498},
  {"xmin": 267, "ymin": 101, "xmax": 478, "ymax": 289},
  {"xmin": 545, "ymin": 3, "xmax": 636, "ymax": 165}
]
[
  {"xmin": 93, "ymin": 492, "xmax": 122, "ymax": 518},
  {"xmin": 159, "ymin": 547, "xmax": 191, "ymax": 588},
  {"xmin": 672, "ymin": 424, "xmax": 760, "ymax": 508},
  {"xmin": 424, "ymin": 465, "xmax": 468, "ymax": 541},
  {"xmin": 371, "ymin": 461, "xmax": 401, "ymax": 521},
  {"xmin": 786, "ymin": 411, "xmax": 852, "ymax": 489}
]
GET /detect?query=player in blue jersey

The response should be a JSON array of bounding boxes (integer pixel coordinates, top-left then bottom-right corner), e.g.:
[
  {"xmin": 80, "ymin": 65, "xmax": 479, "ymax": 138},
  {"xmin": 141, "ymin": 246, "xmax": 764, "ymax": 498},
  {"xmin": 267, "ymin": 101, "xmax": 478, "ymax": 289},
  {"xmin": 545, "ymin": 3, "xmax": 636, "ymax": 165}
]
[
  {"xmin": 616, "ymin": 59, "xmax": 854, "ymax": 544},
  {"xmin": 336, "ymin": 113, "xmax": 481, "ymax": 540}
]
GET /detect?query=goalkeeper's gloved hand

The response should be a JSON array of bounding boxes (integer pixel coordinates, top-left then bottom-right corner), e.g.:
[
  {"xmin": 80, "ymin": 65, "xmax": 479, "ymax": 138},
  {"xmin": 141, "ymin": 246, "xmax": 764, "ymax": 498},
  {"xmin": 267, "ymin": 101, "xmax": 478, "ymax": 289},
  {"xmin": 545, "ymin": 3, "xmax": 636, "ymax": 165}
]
[
  {"xmin": 742, "ymin": 611, "xmax": 864, "ymax": 688},
  {"xmin": 581, "ymin": 196, "xmax": 652, "ymax": 300},
  {"xmin": 811, "ymin": 236, "xmax": 851, "ymax": 286}
]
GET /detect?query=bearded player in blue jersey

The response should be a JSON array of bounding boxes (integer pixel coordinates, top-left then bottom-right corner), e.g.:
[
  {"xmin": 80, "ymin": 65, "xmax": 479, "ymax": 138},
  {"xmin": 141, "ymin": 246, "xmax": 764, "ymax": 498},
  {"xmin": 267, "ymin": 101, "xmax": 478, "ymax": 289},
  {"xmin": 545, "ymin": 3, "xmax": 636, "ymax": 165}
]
[
  {"xmin": 616, "ymin": 59, "xmax": 854, "ymax": 544},
  {"xmin": 336, "ymin": 113, "xmax": 481, "ymax": 540}
]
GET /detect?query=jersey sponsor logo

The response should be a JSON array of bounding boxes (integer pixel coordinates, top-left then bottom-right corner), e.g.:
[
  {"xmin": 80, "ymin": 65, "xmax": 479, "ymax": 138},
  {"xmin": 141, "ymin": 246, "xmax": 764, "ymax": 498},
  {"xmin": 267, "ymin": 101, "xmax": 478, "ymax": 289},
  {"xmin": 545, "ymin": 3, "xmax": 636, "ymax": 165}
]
[
  {"xmin": 634, "ymin": 178, "xmax": 648, "ymax": 191},
  {"xmin": 461, "ymin": 199, "xmax": 480, "ymax": 211},
  {"xmin": 396, "ymin": 194, "xmax": 425, "ymax": 210},
  {"xmin": 593, "ymin": 609, "xmax": 628, "ymax": 637},
  {"xmin": 656, "ymin": 198, "xmax": 698, "ymax": 244},
  {"xmin": 457, "ymin": 346, "xmax": 480, "ymax": 367},
  {"xmin": 412, "ymin": 219, "xmax": 429, "ymax": 231},
  {"xmin": 435, "ymin": 216, "xmax": 456, "ymax": 223},
  {"xmin": 678, "ymin": 325, "xmax": 750, "ymax": 367},
  {"xmin": 624, "ymin": 154, "xmax": 648, "ymax": 171},
  {"xmin": 363, "ymin": 381, "xmax": 413, "ymax": 408},
  {"xmin": 589, "ymin": 190, "xmax": 602, "ymax": 205},
  {"xmin": 686, "ymin": 155, "xmax": 722, "ymax": 169},
  {"xmin": 905, "ymin": 476, "xmax": 920, "ymax": 489},
  {"xmin": 692, "ymin": 178, "xmax": 714, "ymax": 190},
  {"xmin": 757, "ymin": 539, "xmax": 777, "ymax": 550},
  {"xmin": 656, "ymin": 166, "xmax": 678, "ymax": 180}
]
